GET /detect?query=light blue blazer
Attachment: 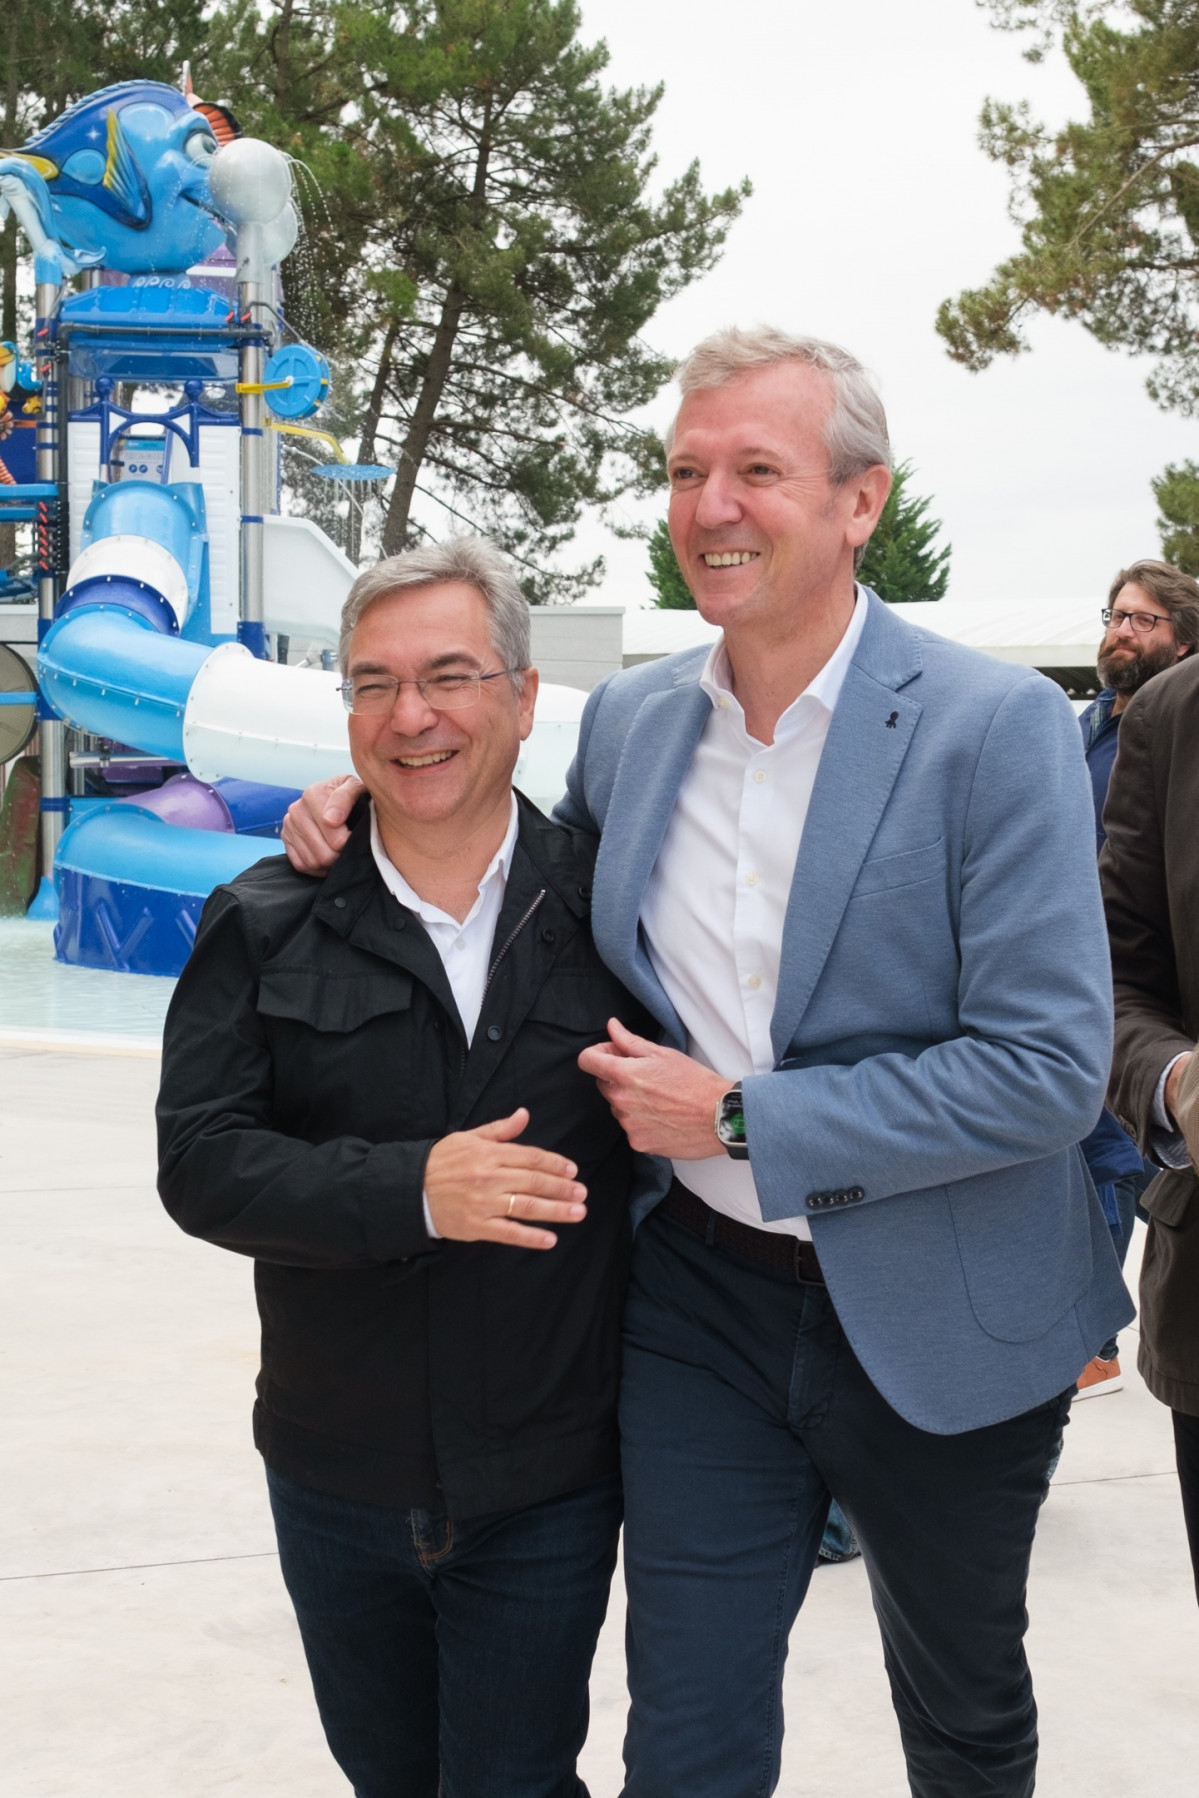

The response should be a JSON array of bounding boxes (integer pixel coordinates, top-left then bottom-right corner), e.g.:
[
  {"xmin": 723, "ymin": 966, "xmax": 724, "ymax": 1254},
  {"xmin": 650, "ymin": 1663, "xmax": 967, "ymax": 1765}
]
[{"xmin": 555, "ymin": 590, "xmax": 1133, "ymax": 1434}]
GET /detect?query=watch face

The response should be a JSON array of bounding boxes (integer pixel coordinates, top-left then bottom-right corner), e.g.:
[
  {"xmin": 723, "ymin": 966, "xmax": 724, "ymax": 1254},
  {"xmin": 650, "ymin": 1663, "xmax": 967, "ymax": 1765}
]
[{"xmin": 719, "ymin": 1093, "xmax": 746, "ymax": 1144}]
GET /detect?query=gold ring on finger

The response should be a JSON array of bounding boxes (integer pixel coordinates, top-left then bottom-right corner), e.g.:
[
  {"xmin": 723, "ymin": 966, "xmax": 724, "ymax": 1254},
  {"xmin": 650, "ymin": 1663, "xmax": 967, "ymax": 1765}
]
[{"xmin": 507, "ymin": 1193, "xmax": 517, "ymax": 1218}]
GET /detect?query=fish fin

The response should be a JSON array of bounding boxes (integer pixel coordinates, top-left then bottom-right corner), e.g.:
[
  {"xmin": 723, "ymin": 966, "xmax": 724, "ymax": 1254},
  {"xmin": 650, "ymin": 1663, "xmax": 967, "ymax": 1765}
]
[
  {"xmin": 195, "ymin": 101, "xmax": 242, "ymax": 145},
  {"xmin": 102, "ymin": 109, "xmax": 150, "ymax": 225}
]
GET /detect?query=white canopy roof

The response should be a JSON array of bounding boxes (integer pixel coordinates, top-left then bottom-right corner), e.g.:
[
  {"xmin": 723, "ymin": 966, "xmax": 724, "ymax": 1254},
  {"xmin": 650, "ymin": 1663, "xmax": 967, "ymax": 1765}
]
[{"xmin": 620, "ymin": 596, "xmax": 1102, "ymax": 669}]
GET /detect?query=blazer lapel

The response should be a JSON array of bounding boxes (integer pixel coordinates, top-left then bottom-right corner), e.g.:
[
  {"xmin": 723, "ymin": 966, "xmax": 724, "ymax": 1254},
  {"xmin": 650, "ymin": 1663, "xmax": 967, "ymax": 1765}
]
[
  {"xmin": 591, "ymin": 676, "xmax": 712, "ymax": 1039},
  {"xmin": 770, "ymin": 597, "xmax": 924, "ymax": 1059}
]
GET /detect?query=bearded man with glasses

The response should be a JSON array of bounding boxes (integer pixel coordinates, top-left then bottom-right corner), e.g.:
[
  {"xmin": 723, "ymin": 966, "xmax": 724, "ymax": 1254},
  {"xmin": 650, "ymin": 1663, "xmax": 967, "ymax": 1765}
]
[
  {"xmin": 1073, "ymin": 561, "xmax": 1199, "ymax": 1398},
  {"xmin": 157, "ymin": 536, "xmax": 656, "ymax": 1798}
]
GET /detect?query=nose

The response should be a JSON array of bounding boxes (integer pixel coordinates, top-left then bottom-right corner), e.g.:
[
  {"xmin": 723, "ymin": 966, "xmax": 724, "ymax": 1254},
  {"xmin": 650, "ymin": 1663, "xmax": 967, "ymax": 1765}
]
[
  {"xmin": 387, "ymin": 681, "xmax": 441, "ymax": 733},
  {"xmin": 691, "ymin": 468, "xmax": 742, "ymax": 531}
]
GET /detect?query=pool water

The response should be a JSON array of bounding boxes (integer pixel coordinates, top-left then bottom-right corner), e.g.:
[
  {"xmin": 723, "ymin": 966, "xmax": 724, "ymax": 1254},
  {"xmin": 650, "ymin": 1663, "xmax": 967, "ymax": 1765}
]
[{"xmin": 0, "ymin": 919, "xmax": 175, "ymax": 1045}]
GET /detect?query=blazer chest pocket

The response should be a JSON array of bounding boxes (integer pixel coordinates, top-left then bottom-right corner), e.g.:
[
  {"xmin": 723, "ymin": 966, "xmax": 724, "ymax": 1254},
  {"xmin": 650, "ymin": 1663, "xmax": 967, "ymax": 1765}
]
[
  {"xmin": 852, "ymin": 837, "xmax": 946, "ymax": 898},
  {"xmin": 257, "ymin": 967, "xmax": 414, "ymax": 1034}
]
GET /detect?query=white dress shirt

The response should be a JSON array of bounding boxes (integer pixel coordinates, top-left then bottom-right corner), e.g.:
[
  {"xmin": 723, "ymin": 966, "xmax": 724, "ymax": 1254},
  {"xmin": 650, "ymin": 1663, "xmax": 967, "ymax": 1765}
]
[
  {"xmin": 640, "ymin": 588, "xmax": 869, "ymax": 1239},
  {"xmin": 370, "ymin": 796, "xmax": 518, "ymax": 1043},
  {"xmin": 370, "ymin": 796, "xmax": 519, "ymax": 1240}
]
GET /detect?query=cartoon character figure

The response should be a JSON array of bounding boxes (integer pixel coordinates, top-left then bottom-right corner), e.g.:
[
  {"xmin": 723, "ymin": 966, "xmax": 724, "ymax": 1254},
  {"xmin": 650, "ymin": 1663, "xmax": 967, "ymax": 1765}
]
[
  {"xmin": 0, "ymin": 80, "xmax": 241, "ymax": 279},
  {"xmin": 0, "ymin": 341, "xmax": 40, "ymax": 486}
]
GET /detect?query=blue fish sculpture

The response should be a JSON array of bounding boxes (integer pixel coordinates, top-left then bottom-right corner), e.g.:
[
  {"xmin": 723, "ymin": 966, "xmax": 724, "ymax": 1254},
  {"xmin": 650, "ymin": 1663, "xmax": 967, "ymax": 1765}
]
[{"xmin": 0, "ymin": 80, "xmax": 241, "ymax": 278}]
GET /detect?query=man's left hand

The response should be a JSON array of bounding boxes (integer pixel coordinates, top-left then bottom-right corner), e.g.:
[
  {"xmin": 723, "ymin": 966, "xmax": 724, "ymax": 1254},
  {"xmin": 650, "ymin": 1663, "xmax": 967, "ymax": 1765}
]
[{"xmin": 578, "ymin": 1019, "xmax": 732, "ymax": 1159}]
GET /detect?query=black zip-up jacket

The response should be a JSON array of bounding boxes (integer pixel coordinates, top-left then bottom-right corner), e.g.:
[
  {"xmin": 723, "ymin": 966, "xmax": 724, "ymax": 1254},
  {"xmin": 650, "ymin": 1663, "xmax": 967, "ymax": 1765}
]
[{"xmin": 157, "ymin": 796, "xmax": 653, "ymax": 1517}]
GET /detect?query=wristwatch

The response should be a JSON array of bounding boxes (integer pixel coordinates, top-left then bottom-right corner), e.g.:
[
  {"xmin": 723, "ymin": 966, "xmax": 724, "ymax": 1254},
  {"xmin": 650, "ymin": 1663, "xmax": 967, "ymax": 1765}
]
[{"xmin": 715, "ymin": 1084, "xmax": 749, "ymax": 1160}]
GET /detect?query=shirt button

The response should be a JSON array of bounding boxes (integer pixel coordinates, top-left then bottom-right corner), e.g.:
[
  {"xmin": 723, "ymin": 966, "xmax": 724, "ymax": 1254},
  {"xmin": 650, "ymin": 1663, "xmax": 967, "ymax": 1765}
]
[
  {"xmin": 747, "ymin": 974, "xmax": 762, "ymax": 991},
  {"xmin": 744, "ymin": 871, "xmax": 758, "ymax": 887},
  {"xmin": 486, "ymin": 1024, "xmax": 502, "ymax": 1042},
  {"xmin": 453, "ymin": 939, "xmax": 465, "ymax": 951},
  {"xmin": 753, "ymin": 769, "xmax": 766, "ymax": 784},
  {"xmin": 717, "ymin": 697, "xmax": 730, "ymax": 710}
]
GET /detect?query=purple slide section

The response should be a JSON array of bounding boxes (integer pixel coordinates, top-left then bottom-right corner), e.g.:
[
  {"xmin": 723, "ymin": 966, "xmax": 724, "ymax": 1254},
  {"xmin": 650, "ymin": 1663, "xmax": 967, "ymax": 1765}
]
[{"xmin": 117, "ymin": 771, "xmax": 233, "ymax": 832}]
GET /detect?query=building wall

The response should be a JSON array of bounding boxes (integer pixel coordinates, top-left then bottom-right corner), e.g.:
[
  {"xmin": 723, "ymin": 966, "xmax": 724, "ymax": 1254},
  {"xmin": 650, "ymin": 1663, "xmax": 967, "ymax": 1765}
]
[{"xmin": 528, "ymin": 606, "xmax": 623, "ymax": 692}]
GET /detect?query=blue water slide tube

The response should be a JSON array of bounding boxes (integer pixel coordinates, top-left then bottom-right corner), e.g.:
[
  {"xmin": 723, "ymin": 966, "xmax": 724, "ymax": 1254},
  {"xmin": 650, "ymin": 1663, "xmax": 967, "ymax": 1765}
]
[
  {"xmin": 37, "ymin": 478, "xmax": 298, "ymax": 973},
  {"xmin": 39, "ymin": 583, "xmax": 207, "ymax": 760},
  {"xmin": 54, "ymin": 802, "xmax": 283, "ymax": 975}
]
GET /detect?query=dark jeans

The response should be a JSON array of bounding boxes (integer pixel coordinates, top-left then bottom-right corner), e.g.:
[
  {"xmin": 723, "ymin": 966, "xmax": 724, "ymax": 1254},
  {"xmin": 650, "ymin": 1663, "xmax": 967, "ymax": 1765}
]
[
  {"xmin": 267, "ymin": 1466, "xmax": 621, "ymax": 1798},
  {"xmin": 619, "ymin": 1208, "xmax": 1071, "ymax": 1798},
  {"xmin": 1175, "ymin": 1409, "xmax": 1199, "ymax": 1605}
]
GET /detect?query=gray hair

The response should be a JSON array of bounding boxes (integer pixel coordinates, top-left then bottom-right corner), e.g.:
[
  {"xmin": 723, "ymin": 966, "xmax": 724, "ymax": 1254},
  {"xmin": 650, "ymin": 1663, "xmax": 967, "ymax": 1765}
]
[
  {"xmin": 666, "ymin": 325, "xmax": 892, "ymax": 485},
  {"xmin": 339, "ymin": 535, "xmax": 531, "ymax": 682}
]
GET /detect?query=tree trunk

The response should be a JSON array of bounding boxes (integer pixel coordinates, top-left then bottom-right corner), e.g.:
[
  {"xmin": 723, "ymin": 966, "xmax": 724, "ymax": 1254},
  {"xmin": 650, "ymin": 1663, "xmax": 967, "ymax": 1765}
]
[
  {"xmin": 381, "ymin": 94, "xmax": 493, "ymax": 555},
  {"xmin": 2, "ymin": 8, "xmax": 21, "ymax": 341},
  {"xmin": 381, "ymin": 283, "xmax": 466, "ymax": 554}
]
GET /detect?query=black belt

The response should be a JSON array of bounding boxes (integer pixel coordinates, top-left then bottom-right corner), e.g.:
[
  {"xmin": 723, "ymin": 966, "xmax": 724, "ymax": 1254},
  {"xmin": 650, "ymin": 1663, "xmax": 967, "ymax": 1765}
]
[{"xmin": 661, "ymin": 1178, "xmax": 825, "ymax": 1285}]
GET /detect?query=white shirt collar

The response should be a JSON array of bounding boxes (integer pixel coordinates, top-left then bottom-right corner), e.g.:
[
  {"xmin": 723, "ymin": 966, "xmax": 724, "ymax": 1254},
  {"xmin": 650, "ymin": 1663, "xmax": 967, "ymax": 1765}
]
[
  {"xmin": 699, "ymin": 584, "xmax": 868, "ymax": 738},
  {"xmin": 369, "ymin": 793, "xmax": 519, "ymax": 931}
]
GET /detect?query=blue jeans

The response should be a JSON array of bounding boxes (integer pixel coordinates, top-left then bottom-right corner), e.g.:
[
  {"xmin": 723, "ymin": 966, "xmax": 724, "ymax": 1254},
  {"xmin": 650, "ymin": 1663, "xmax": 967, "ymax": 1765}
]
[
  {"xmin": 619, "ymin": 1208, "xmax": 1070, "ymax": 1798},
  {"xmin": 267, "ymin": 1467, "xmax": 621, "ymax": 1798}
]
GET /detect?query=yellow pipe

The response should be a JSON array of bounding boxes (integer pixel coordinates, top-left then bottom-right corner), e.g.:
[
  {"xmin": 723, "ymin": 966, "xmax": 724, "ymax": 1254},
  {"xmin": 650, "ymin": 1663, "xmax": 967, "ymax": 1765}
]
[
  {"xmin": 264, "ymin": 421, "xmax": 347, "ymax": 462},
  {"xmin": 235, "ymin": 377, "xmax": 294, "ymax": 394}
]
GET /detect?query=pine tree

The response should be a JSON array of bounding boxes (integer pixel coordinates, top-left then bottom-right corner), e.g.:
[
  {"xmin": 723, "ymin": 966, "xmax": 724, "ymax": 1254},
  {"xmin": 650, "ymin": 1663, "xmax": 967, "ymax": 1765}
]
[
  {"xmin": 646, "ymin": 517, "xmax": 694, "ymax": 608},
  {"xmin": 857, "ymin": 462, "xmax": 951, "ymax": 603},
  {"xmin": 1152, "ymin": 461, "xmax": 1199, "ymax": 575}
]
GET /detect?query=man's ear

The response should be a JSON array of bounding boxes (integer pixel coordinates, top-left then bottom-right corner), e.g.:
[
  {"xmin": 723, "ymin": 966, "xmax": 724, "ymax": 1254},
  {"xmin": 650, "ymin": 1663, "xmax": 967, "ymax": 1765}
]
[
  {"xmin": 845, "ymin": 464, "xmax": 891, "ymax": 551},
  {"xmin": 518, "ymin": 666, "xmax": 540, "ymax": 741}
]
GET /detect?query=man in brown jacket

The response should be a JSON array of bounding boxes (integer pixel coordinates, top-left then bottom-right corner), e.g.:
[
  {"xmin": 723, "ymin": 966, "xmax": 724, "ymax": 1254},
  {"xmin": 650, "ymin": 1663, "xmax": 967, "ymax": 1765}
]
[{"xmin": 1102, "ymin": 651, "xmax": 1199, "ymax": 1601}]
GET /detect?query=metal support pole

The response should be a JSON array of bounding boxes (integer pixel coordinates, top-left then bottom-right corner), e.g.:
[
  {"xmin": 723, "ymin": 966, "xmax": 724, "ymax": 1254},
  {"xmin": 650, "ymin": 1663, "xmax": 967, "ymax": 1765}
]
[
  {"xmin": 238, "ymin": 255, "xmax": 268, "ymax": 658},
  {"xmin": 34, "ymin": 278, "xmax": 66, "ymax": 878}
]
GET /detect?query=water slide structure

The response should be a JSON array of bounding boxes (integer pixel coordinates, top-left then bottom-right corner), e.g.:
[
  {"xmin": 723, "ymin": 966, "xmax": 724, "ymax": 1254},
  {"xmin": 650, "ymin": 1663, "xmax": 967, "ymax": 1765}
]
[{"xmin": 0, "ymin": 78, "xmax": 584, "ymax": 975}]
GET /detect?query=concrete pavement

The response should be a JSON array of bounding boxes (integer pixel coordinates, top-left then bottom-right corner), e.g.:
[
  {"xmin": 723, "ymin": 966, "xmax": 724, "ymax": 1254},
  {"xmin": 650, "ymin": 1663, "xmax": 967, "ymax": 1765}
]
[{"xmin": 2, "ymin": 1041, "xmax": 1196, "ymax": 1796}]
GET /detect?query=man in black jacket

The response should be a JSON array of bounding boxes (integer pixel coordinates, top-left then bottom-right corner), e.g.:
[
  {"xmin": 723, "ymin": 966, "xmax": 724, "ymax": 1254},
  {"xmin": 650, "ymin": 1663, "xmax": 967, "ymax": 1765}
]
[{"xmin": 157, "ymin": 537, "xmax": 651, "ymax": 1798}]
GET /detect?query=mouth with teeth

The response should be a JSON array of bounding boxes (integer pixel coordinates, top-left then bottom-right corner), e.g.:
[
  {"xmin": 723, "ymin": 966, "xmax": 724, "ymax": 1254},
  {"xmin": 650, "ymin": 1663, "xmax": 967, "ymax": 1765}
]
[
  {"xmin": 701, "ymin": 551, "xmax": 761, "ymax": 567},
  {"xmin": 393, "ymin": 750, "xmax": 458, "ymax": 768}
]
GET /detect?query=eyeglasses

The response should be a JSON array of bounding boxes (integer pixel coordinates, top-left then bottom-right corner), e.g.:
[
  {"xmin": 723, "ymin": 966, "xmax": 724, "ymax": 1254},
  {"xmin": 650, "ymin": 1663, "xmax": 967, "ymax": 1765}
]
[
  {"xmin": 339, "ymin": 669, "xmax": 520, "ymax": 715},
  {"xmin": 1100, "ymin": 607, "xmax": 1172, "ymax": 634}
]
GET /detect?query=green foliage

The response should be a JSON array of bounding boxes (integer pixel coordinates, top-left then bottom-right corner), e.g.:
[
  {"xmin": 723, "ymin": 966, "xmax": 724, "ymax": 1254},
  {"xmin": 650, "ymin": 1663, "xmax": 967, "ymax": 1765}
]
[
  {"xmin": 857, "ymin": 462, "xmax": 951, "ymax": 603},
  {"xmin": 4, "ymin": 0, "xmax": 747, "ymax": 599},
  {"xmin": 938, "ymin": 3, "xmax": 1199, "ymax": 419},
  {"xmin": 336, "ymin": 0, "xmax": 748, "ymax": 598},
  {"xmin": 1152, "ymin": 459, "xmax": 1199, "ymax": 573},
  {"xmin": 646, "ymin": 517, "xmax": 694, "ymax": 608}
]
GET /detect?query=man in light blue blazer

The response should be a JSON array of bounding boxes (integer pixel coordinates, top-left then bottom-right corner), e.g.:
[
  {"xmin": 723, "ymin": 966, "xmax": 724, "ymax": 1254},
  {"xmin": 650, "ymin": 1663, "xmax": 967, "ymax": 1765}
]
[
  {"xmin": 281, "ymin": 326, "xmax": 1131, "ymax": 1797},
  {"xmin": 564, "ymin": 328, "xmax": 1131, "ymax": 1798}
]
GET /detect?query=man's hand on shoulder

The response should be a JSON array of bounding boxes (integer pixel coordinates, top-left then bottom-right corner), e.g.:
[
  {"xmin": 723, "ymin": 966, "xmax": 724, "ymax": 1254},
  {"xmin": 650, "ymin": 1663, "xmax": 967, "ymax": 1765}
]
[
  {"xmin": 281, "ymin": 775, "xmax": 366, "ymax": 874},
  {"xmin": 579, "ymin": 1019, "xmax": 731, "ymax": 1159},
  {"xmin": 423, "ymin": 1108, "xmax": 588, "ymax": 1249}
]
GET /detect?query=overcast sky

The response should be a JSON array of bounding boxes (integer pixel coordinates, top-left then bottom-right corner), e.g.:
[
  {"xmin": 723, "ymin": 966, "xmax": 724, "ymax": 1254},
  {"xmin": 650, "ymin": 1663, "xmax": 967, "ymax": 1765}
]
[{"xmin": 565, "ymin": 0, "xmax": 1195, "ymax": 609}]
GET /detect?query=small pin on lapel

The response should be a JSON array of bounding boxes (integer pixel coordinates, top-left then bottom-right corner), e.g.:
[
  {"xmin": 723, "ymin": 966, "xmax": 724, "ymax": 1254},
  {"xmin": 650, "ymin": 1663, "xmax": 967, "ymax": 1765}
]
[{"xmin": 885, "ymin": 711, "xmax": 899, "ymax": 729}]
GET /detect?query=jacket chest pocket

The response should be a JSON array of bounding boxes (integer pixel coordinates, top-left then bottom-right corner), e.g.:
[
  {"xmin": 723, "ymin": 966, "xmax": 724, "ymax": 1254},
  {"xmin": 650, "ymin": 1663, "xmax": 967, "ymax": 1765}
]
[
  {"xmin": 256, "ymin": 967, "xmax": 429, "ymax": 1138},
  {"xmin": 524, "ymin": 970, "xmax": 641, "ymax": 1044},
  {"xmin": 257, "ymin": 967, "xmax": 415, "ymax": 1034}
]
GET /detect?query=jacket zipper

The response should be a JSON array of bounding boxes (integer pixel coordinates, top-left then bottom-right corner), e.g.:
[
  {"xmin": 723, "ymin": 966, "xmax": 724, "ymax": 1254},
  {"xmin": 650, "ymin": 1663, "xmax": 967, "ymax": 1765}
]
[{"xmin": 482, "ymin": 888, "xmax": 546, "ymax": 1003}]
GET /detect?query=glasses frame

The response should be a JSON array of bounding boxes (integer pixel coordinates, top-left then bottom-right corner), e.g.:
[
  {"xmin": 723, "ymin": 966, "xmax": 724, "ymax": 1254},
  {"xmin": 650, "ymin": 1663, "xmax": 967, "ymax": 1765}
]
[
  {"xmin": 338, "ymin": 667, "xmax": 522, "ymax": 716},
  {"xmin": 1100, "ymin": 606, "xmax": 1173, "ymax": 635}
]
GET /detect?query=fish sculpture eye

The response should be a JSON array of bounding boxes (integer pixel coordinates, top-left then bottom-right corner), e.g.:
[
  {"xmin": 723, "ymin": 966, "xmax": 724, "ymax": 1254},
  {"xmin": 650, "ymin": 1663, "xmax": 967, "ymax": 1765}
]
[{"xmin": 183, "ymin": 131, "xmax": 219, "ymax": 166}]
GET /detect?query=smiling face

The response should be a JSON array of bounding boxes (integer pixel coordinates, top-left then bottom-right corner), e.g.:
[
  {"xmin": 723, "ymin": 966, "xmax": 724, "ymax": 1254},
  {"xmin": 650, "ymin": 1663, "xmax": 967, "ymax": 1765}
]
[
  {"xmin": 346, "ymin": 582, "xmax": 536, "ymax": 846},
  {"xmin": 666, "ymin": 361, "xmax": 889, "ymax": 634}
]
